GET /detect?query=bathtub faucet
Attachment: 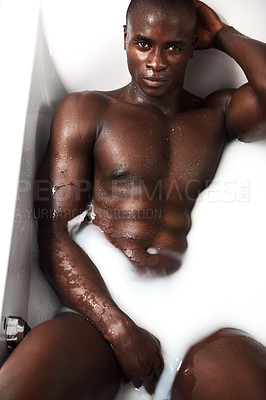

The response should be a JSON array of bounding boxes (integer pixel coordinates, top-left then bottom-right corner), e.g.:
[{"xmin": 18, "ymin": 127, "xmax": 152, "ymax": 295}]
[{"xmin": 4, "ymin": 316, "xmax": 31, "ymax": 352}]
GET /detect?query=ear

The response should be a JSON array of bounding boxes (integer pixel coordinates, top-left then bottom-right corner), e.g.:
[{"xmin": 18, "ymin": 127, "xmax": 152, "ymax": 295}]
[{"xmin": 123, "ymin": 25, "xmax": 127, "ymax": 50}]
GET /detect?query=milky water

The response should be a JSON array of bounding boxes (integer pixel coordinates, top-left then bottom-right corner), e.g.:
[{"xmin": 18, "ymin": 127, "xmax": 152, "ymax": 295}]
[
  {"xmin": 71, "ymin": 221, "xmax": 266, "ymax": 400},
  {"xmin": 67, "ymin": 141, "xmax": 266, "ymax": 400}
]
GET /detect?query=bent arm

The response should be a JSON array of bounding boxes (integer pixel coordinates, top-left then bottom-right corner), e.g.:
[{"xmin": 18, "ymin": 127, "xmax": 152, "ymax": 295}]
[
  {"xmin": 194, "ymin": 0, "xmax": 266, "ymax": 141},
  {"xmin": 214, "ymin": 26, "xmax": 266, "ymax": 141},
  {"xmin": 36, "ymin": 92, "xmax": 128, "ymax": 340}
]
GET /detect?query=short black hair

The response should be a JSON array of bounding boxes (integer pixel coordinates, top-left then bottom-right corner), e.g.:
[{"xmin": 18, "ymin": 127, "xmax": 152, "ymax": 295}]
[{"xmin": 126, "ymin": 0, "xmax": 197, "ymax": 30}]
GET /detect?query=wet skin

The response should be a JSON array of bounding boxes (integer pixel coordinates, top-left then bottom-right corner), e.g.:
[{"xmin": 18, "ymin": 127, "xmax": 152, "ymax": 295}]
[{"xmin": 1, "ymin": 1, "xmax": 266, "ymax": 399}]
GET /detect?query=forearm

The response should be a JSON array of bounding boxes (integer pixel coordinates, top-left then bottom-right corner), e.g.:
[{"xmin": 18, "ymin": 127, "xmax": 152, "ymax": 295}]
[
  {"xmin": 214, "ymin": 25, "xmax": 266, "ymax": 96},
  {"xmin": 38, "ymin": 227, "xmax": 130, "ymax": 342}
]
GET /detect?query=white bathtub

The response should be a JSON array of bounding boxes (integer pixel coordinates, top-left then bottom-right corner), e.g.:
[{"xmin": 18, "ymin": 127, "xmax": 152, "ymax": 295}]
[
  {"xmin": 0, "ymin": 0, "xmax": 266, "ymax": 372},
  {"xmin": 0, "ymin": 0, "xmax": 66, "ymax": 363}
]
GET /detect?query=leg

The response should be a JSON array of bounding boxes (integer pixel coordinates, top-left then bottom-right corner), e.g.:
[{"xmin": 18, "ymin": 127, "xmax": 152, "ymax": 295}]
[
  {"xmin": 0, "ymin": 312, "xmax": 121, "ymax": 400},
  {"xmin": 171, "ymin": 328, "xmax": 266, "ymax": 400}
]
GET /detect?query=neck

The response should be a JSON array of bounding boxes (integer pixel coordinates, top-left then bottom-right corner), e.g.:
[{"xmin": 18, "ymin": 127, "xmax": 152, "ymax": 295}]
[{"xmin": 126, "ymin": 81, "xmax": 185, "ymax": 115}]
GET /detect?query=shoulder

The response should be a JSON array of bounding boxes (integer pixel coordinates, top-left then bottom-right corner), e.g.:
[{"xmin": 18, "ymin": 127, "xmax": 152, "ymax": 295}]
[
  {"xmin": 204, "ymin": 89, "xmax": 237, "ymax": 140},
  {"xmin": 183, "ymin": 89, "xmax": 237, "ymax": 139},
  {"xmin": 181, "ymin": 89, "xmax": 233, "ymax": 111},
  {"xmin": 54, "ymin": 90, "xmax": 111, "ymax": 126},
  {"xmin": 183, "ymin": 88, "xmax": 235, "ymax": 111},
  {"xmin": 195, "ymin": 89, "xmax": 236, "ymax": 139},
  {"xmin": 51, "ymin": 91, "xmax": 112, "ymax": 144},
  {"xmin": 203, "ymin": 88, "xmax": 235, "ymax": 110}
]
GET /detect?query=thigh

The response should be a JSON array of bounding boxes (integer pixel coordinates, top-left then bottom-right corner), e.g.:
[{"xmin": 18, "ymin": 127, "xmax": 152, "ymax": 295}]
[
  {"xmin": 0, "ymin": 312, "xmax": 121, "ymax": 400},
  {"xmin": 171, "ymin": 328, "xmax": 266, "ymax": 400}
]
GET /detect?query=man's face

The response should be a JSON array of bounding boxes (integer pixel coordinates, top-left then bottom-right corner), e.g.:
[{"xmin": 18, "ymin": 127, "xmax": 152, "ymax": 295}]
[{"xmin": 124, "ymin": 4, "xmax": 196, "ymax": 98}]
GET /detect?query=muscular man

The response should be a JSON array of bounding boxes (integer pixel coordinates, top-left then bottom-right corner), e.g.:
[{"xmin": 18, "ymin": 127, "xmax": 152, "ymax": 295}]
[{"xmin": 1, "ymin": 0, "xmax": 266, "ymax": 399}]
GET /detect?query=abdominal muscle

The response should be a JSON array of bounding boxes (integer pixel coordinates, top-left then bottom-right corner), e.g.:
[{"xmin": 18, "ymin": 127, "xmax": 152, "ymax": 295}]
[{"xmin": 92, "ymin": 197, "xmax": 192, "ymax": 276}]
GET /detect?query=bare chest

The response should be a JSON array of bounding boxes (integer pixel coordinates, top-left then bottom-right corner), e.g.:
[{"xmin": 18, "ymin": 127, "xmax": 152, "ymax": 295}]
[{"xmin": 93, "ymin": 105, "xmax": 226, "ymax": 200}]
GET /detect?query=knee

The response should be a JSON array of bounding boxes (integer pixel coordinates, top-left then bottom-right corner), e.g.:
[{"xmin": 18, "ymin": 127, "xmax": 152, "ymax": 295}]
[{"xmin": 171, "ymin": 328, "xmax": 266, "ymax": 400}]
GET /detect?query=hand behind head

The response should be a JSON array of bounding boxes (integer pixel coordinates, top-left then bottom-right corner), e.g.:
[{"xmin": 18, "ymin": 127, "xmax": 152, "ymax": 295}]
[{"xmin": 194, "ymin": 0, "xmax": 224, "ymax": 50}]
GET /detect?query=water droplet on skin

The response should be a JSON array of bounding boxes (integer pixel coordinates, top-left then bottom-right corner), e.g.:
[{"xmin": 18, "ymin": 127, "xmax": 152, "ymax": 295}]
[
  {"xmin": 147, "ymin": 247, "xmax": 159, "ymax": 255},
  {"xmin": 88, "ymin": 203, "xmax": 96, "ymax": 221},
  {"xmin": 125, "ymin": 249, "xmax": 133, "ymax": 258}
]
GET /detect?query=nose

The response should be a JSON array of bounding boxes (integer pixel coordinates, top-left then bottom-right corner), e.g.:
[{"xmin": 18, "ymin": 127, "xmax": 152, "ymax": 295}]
[{"xmin": 146, "ymin": 47, "xmax": 167, "ymax": 72}]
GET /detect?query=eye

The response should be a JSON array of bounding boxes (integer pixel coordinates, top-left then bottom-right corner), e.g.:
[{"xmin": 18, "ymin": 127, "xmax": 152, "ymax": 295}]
[
  {"xmin": 137, "ymin": 41, "xmax": 150, "ymax": 49},
  {"xmin": 168, "ymin": 45, "xmax": 181, "ymax": 52}
]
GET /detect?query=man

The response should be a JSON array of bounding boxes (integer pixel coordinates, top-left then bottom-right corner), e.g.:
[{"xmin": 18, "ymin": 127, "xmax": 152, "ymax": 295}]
[{"xmin": 0, "ymin": 0, "xmax": 266, "ymax": 399}]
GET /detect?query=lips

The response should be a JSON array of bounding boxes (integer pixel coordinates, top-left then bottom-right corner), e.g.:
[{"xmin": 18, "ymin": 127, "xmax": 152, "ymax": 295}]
[{"xmin": 143, "ymin": 77, "xmax": 168, "ymax": 88}]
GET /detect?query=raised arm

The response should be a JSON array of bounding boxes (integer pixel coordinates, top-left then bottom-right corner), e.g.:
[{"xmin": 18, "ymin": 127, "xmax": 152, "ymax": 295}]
[
  {"xmin": 36, "ymin": 91, "xmax": 163, "ymax": 394},
  {"xmin": 194, "ymin": 0, "xmax": 266, "ymax": 142}
]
